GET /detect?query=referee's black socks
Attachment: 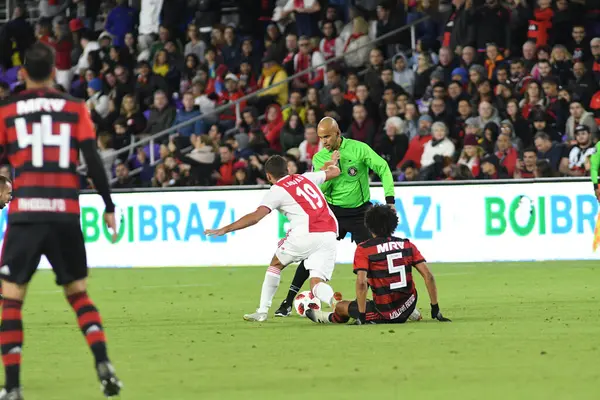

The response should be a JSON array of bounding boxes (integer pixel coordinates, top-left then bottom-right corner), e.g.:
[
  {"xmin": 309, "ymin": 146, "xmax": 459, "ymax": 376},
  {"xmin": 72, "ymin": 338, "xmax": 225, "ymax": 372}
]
[{"xmin": 283, "ymin": 261, "xmax": 309, "ymax": 306}]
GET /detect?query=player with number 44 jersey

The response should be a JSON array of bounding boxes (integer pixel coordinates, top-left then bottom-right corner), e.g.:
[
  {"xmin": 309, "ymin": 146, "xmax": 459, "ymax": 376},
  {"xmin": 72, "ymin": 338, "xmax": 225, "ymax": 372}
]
[
  {"xmin": 0, "ymin": 43, "xmax": 121, "ymax": 400},
  {"xmin": 205, "ymin": 155, "xmax": 342, "ymax": 322}
]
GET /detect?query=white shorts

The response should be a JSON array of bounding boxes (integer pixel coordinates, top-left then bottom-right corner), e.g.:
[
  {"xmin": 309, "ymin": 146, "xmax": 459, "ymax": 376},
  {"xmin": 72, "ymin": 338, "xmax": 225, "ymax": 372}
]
[{"xmin": 276, "ymin": 232, "xmax": 337, "ymax": 281}]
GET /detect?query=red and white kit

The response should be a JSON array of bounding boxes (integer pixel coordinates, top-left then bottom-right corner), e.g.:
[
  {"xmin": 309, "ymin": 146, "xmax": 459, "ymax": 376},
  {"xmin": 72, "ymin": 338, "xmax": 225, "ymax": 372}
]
[{"xmin": 260, "ymin": 171, "xmax": 338, "ymax": 280}]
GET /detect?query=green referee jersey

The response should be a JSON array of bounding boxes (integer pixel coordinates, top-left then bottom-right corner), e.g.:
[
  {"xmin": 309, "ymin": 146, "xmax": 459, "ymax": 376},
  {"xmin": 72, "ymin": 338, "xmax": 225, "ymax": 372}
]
[
  {"xmin": 590, "ymin": 142, "xmax": 600, "ymax": 189},
  {"xmin": 312, "ymin": 138, "xmax": 396, "ymax": 208}
]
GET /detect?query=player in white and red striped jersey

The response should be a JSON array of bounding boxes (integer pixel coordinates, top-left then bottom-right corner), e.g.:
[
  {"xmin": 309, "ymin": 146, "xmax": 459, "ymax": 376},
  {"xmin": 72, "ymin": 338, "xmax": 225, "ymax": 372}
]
[{"xmin": 205, "ymin": 154, "xmax": 342, "ymax": 322}]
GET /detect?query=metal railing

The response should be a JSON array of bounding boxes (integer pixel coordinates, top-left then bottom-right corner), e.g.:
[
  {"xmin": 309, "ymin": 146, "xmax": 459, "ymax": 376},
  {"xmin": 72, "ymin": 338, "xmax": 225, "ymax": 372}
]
[{"xmin": 91, "ymin": 16, "xmax": 430, "ymax": 183}]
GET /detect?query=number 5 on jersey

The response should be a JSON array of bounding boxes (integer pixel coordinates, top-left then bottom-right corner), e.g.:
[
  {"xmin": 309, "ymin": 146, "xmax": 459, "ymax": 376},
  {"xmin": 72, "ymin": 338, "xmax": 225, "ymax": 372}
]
[
  {"xmin": 386, "ymin": 253, "xmax": 407, "ymax": 290},
  {"xmin": 15, "ymin": 115, "xmax": 71, "ymax": 168}
]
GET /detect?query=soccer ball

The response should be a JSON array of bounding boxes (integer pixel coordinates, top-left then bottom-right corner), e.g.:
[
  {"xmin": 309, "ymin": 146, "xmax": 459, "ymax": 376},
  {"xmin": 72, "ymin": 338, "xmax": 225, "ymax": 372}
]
[{"xmin": 293, "ymin": 291, "xmax": 321, "ymax": 317}]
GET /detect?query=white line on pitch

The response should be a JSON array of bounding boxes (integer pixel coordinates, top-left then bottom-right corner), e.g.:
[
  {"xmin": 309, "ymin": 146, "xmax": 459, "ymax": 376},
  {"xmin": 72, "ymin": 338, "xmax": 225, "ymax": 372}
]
[{"xmin": 31, "ymin": 283, "xmax": 214, "ymax": 295}]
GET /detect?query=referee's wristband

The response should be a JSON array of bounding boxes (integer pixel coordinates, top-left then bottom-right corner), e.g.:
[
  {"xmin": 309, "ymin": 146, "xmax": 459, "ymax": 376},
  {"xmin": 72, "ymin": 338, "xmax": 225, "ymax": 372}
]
[
  {"xmin": 385, "ymin": 196, "xmax": 395, "ymax": 205},
  {"xmin": 594, "ymin": 183, "xmax": 599, "ymax": 190}
]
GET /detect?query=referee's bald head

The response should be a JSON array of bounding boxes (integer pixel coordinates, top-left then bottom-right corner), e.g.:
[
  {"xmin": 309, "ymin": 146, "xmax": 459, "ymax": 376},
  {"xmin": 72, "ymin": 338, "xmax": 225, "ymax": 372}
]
[{"xmin": 317, "ymin": 117, "xmax": 342, "ymax": 151}]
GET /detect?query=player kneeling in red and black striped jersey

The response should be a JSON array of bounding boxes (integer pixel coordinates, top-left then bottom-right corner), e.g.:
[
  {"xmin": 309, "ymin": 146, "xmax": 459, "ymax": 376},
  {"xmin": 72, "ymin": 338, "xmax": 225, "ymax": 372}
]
[{"xmin": 306, "ymin": 205, "xmax": 451, "ymax": 325}]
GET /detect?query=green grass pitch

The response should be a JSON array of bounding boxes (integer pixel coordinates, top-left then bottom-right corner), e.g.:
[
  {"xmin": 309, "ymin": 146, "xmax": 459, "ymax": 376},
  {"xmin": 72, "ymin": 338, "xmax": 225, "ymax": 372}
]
[{"xmin": 9, "ymin": 261, "xmax": 600, "ymax": 399}]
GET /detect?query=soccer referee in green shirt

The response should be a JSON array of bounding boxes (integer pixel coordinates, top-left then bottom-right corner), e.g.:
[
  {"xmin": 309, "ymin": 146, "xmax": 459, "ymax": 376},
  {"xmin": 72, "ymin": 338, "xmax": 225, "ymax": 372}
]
[{"xmin": 275, "ymin": 117, "xmax": 396, "ymax": 316}]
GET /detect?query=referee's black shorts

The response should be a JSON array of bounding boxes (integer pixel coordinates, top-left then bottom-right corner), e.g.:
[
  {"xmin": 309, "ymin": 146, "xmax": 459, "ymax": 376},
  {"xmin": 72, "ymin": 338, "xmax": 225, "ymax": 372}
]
[
  {"xmin": 330, "ymin": 202, "xmax": 372, "ymax": 243},
  {"xmin": 0, "ymin": 222, "xmax": 88, "ymax": 285}
]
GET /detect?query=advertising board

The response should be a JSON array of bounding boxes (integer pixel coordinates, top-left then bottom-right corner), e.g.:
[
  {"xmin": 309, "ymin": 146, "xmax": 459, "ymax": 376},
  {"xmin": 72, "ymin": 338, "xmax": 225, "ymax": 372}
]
[{"xmin": 0, "ymin": 181, "xmax": 597, "ymax": 267}]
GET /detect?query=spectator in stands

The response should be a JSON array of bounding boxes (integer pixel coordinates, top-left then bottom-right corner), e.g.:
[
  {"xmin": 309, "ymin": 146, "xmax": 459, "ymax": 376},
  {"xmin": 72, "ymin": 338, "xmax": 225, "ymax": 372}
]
[
  {"xmin": 568, "ymin": 24, "xmax": 589, "ymax": 63},
  {"xmin": 521, "ymin": 40, "xmax": 537, "ymax": 71},
  {"xmin": 135, "ymin": 60, "xmax": 169, "ymax": 110},
  {"xmin": 221, "ymin": 26, "xmax": 240, "ymax": 70},
  {"xmin": 398, "ymin": 160, "xmax": 418, "ymax": 182},
  {"xmin": 263, "ymin": 104, "xmax": 284, "ymax": 152},
  {"xmin": 380, "ymin": 66, "xmax": 404, "ymax": 98},
  {"xmin": 535, "ymin": 159, "xmax": 555, "ymax": 177},
  {"xmin": 291, "ymin": 36, "xmax": 325, "ymax": 92},
  {"xmin": 325, "ymin": 85, "xmax": 353, "ymax": 132},
  {"xmin": 348, "ymin": 104, "xmax": 377, "ymax": 147},
  {"xmin": 217, "ymin": 74, "xmax": 246, "ymax": 131},
  {"xmin": 353, "ymin": 84, "xmax": 379, "ymax": 125},
  {"xmin": 305, "ymin": 106, "xmax": 323, "ymax": 126},
  {"xmin": 496, "ymin": 132, "xmax": 518, "ymax": 176},
  {"xmin": 342, "ymin": 16, "xmax": 372, "ymax": 70},
  {"xmin": 184, "ymin": 24, "xmax": 206, "ymax": 63},
  {"xmin": 472, "ymin": 101, "xmax": 500, "ymax": 130},
  {"xmin": 173, "ymin": 92, "xmax": 205, "ymax": 145},
  {"xmin": 256, "ymin": 50, "xmax": 288, "ymax": 111},
  {"xmin": 439, "ymin": 0, "xmax": 473, "ymax": 52},
  {"xmin": 214, "ymin": 144, "xmax": 236, "ymax": 186},
  {"xmin": 321, "ymin": 68, "xmax": 345, "ymax": 106},
  {"xmin": 364, "ymin": 48, "xmax": 385, "ymax": 102},
  {"xmin": 112, "ymin": 162, "xmax": 135, "ymax": 189},
  {"xmin": 460, "ymin": 46, "xmax": 476, "ymax": 70},
  {"xmin": 145, "ymin": 90, "xmax": 176, "ymax": 136},
  {"xmin": 568, "ymin": 61, "xmax": 597, "ymax": 108},
  {"xmin": 298, "ymin": 125, "xmax": 323, "ymax": 166},
  {"xmin": 105, "ymin": 0, "xmax": 137, "ymax": 48},
  {"xmin": 279, "ymin": 0, "xmax": 321, "ymax": 38},
  {"xmin": 113, "ymin": 118, "xmax": 132, "ymax": 155},
  {"xmin": 473, "ymin": 0, "xmax": 511, "ymax": 54},
  {"xmin": 514, "ymin": 147, "xmax": 538, "ymax": 178},
  {"xmin": 393, "ymin": 52, "xmax": 415, "ymax": 97},
  {"xmin": 534, "ymin": 132, "xmax": 563, "ymax": 172},
  {"xmin": 73, "ymin": 30, "xmax": 100, "ymax": 77},
  {"xmin": 151, "ymin": 164, "xmax": 172, "ymax": 188},
  {"xmin": 87, "ymin": 78, "xmax": 110, "ymax": 121},
  {"xmin": 377, "ymin": 116, "xmax": 408, "ymax": 170},
  {"xmin": 283, "ymin": 91, "xmax": 307, "ymax": 123},
  {"xmin": 0, "ymin": 5, "xmax": 35, "ymax": 69},
  {"xmin": 280, "ymin": 112, "xmax": 305, "ymax": 152},
  {"xmin": 414, "ymin": 52, "xmax": 435, "ymax": 100},
  {"xmin": 480, "ymin": 155, "xmax": 509, "ymax": 179},
  {"xmin": 239, "ymin": 107, "xmax": 261, "ymax": 134},
  {"xmin": 97, "ymin": 133, "xmax": 118, "ymax": 179},
  {"xmin": 499, "ymin": 119, "xmax": 523, "ymax": 153},
  {"xmin": 560, "ymin": 125, "xmax": 595, "ymax": 177},
  {"xmin": 399, "ymin": 115, "xmax": 433, "ymax": 169},
  {"xmin": 566, "ymin": 100, "xmax": 598, "ymax": 141},
  {"xmin": 319, "ymin": 21, "xmax": 342, "ymax": 61},
  {"xmin": 49, "ymin": 16, "xmax": 74, "ymax": 91},
  {"xmin": 458, "ymin": 134, "xmax": 484, "ymax": 177},
  {"xmin": 374, "ymin": 0, "xmax": 407, "ymax": 59},
  {"xmin": 421, "ymin": 122, "xmax": 456, "ymax": 168}
]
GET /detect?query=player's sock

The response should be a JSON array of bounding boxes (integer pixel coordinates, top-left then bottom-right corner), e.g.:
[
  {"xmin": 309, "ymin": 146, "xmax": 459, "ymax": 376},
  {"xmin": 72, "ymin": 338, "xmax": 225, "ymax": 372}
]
[
  {"xmin": 329, "ymin": 311, "xmax": 350, "ymax": 324},
  {"xmin": 312, "ymin": 282, "xmax": 335, "ymax": 307},
  {"xmin": 283, "ymin": 262, "xmax": 309, "ymax": 306},
  {"xmin": 257, "ymin": 266, "xmax": 281, "ymax": 313},
  {"xmin": 0, "ymin": 299, "xmax": 24, "ymax": 391},
  {"xmin": 67, "ymin": 291, "xmax": 109, "ymax": 365}
]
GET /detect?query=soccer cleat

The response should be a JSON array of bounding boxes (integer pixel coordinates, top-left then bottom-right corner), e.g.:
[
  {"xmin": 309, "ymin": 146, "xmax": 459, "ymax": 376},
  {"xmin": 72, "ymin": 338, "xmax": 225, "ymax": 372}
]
[
  {"xmin": 96, "ymin": 361, "xmax": 122, "ymax": 398},
  {"xmin": 243, "ymin": 312, "xmax": 268, "ymax": 322},
  {"xmin": 408, "ymin": 308, "xmax": 422, "ymax": 321},
  {"xmin": 305, "ymin": 309, "xmax": 332, "ymax": 324},
  {"xmin": 0, "ymin": 388, "xmax": 23, "ymax": 400},
  {"xmin": 274, "ymin": 302, "xmax": 292, "ymax": 317}
]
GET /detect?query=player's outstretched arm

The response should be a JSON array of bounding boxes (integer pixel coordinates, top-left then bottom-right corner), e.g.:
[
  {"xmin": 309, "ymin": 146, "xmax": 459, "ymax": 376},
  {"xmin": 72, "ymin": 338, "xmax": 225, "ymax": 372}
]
[
  {"xmin": 355, "ymin": 270, "xmax": 368, "ymax": 324},
  {"xmin": 414, "ymin": 262, "xmax": 451, "ymax": 322},
  {"xmin": 360, "ymin": 144, "xmax": 395, "ymax": 206},
  {"xmin": 324, "ymin": 165, "xmax": 341, "ymax": 182},
  {"xmin": 205, "ymin": 206, "xmax": 271, "ymax": 236}
]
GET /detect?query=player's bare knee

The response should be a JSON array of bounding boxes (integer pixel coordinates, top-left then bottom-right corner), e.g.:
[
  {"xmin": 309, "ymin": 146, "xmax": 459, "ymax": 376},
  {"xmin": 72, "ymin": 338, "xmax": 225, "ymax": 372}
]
[
  {"xmin": 269, "ymin": 255, "xmax": 285, "ymax": 270},
  {"xmin": 1, "ymin": 280, "xmax": 27, "ymax": 301},
  {"xmin": 63, "ymin": 279, "xmax": 87, "ymax": 296},
  {"xmin": 335, "ymin": 301, "xmax": 350, "ymax": 316},
  {"xmin": 308, "ymin": 277, "xmax": 323, "ymax": 289}
]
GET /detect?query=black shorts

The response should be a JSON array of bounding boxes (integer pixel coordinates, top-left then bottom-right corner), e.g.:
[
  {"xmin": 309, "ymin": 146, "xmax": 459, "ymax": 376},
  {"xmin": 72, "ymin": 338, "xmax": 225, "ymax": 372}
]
[
  {"xmin": 331, "ymin": 202, "xmax": 372, "ymax": 243},
  {"xmin": 347, "ymin": 298, "xmax": 417, "ymax": 324},
  {"xmin": 0, "ymin": 222, "xmax": 88, "ymax": 285}
]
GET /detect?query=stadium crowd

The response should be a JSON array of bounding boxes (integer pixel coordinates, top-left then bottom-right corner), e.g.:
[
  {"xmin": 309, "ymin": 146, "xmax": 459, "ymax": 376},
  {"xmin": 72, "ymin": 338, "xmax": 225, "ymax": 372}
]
[{"xmin": 0, "ymin": 0, "xmax": 599, "ymax": 187}]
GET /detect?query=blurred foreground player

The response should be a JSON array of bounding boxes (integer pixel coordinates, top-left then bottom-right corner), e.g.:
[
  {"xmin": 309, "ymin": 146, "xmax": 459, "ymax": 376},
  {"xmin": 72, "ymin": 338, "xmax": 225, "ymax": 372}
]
[
  {"xmin": 206, "ymin": 155, "xmax": 342, "ymax": 322},
  {"xmin": 0, "ymin": 43, "xmax": 122, "ymax": 399},
  {"xmin": 306, "ymin": 205, "xmax": 451, "ymax": 325}
]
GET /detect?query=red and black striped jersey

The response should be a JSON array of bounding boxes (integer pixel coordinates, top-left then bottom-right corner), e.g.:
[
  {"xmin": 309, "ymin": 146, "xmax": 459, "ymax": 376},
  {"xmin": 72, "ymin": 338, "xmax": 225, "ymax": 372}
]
[
  {"xmin": 0, "ymin": 88, "xmax": 96, "ymax": 223},
  {"xmin": 353, "ymin": 237, "xmax": 425, "ymax": 316}
]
